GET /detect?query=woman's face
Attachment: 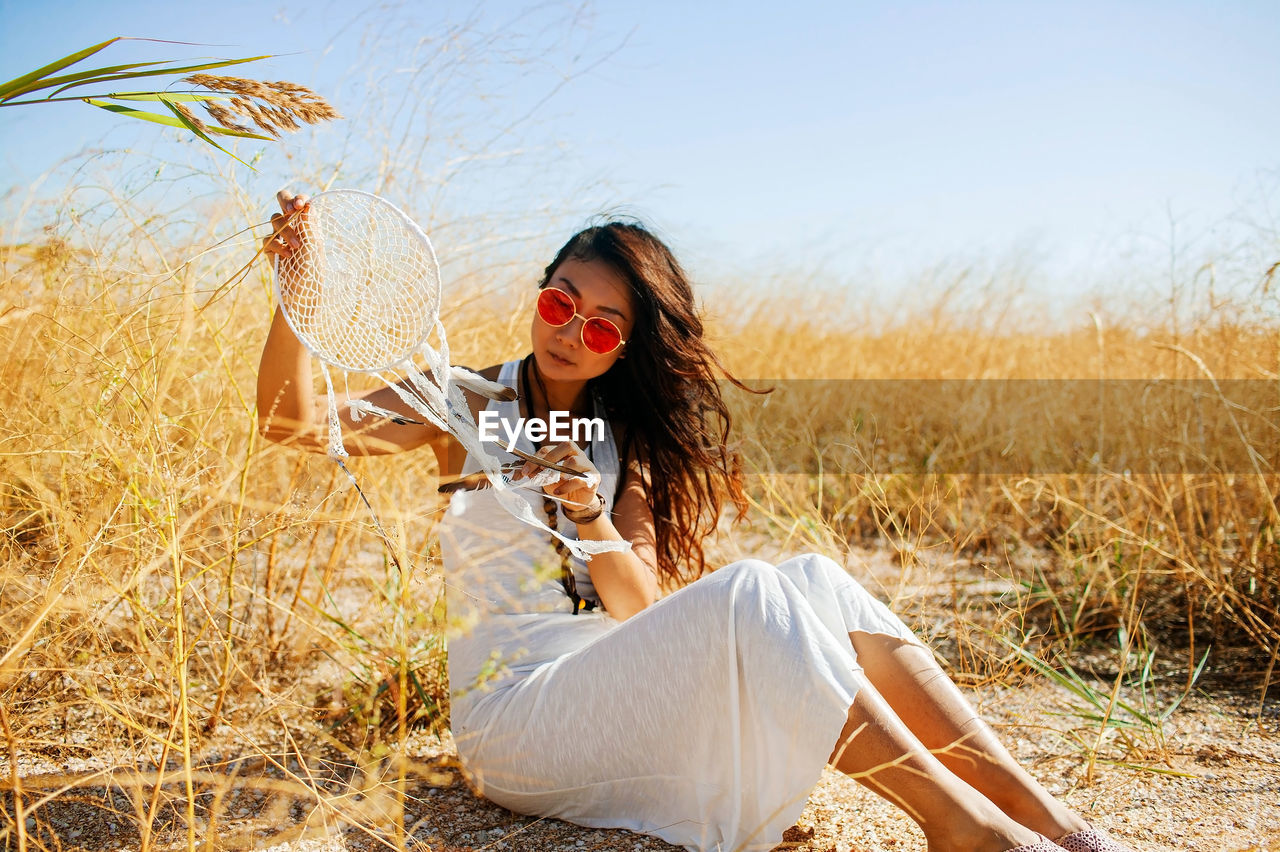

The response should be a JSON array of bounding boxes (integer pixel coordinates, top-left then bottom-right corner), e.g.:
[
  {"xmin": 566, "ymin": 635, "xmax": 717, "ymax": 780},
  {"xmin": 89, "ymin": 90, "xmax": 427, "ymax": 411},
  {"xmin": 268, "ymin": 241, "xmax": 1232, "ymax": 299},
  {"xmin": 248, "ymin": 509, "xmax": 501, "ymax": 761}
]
[{"xmin": 531, "ymin": 257, "xmax": 637, "ymax": 383}]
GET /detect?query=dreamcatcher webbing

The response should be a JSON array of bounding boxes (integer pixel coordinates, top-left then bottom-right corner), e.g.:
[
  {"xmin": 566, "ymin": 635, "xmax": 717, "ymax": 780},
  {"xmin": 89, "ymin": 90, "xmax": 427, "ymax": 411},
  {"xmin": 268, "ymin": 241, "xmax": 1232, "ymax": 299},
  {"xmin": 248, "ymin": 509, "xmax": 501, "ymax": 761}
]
[{"xmin": 273, "ymin": 189, "xmax": 627, "ymax": 561}]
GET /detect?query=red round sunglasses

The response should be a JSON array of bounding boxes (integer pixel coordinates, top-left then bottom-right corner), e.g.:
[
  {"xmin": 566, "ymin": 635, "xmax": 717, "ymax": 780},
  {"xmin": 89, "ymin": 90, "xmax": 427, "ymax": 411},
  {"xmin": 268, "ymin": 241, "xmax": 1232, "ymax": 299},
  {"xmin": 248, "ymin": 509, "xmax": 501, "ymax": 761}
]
[{"xmin": 536, "ymin": 288, "xmax": 628, "ymax": 354}]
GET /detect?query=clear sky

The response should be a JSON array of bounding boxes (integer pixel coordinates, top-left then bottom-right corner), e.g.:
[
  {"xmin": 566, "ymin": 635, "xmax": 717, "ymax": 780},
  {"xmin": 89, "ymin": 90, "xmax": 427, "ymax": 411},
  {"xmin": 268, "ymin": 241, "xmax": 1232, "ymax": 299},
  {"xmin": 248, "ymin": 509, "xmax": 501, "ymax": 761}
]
[{"xmin": 3, "ymin": 0, "xmax": 1278, "ymax": 302}]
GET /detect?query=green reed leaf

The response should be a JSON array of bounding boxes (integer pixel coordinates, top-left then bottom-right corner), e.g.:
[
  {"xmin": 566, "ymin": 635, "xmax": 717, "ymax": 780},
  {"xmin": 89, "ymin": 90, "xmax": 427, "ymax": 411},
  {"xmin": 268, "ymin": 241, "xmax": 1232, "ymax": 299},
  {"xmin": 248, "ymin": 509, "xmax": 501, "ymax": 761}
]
[
  {"xmin": 3, "ymin": 59, "xmax": 182, "ymax": 101},
  {"xmin": 85, "ymin": 99, "xmax": 193, "ymax": 128},
  {"xmin": 0, "ymin": 37, "xmax": 121, "ymax": 101},
  {"xmin": 107, "ymin": 92, "xmax": 222, "ymax": 103},
  {"xmin": 156, "ymin": 98, "xmax": 253, "ymax": 169},
  {"xmin": 49, "ymin": 56, "xmax": 270, "ymax": 98},
  {"xmin": 84, "ymin": 98, "xmax": 273, "ymax": 141}
]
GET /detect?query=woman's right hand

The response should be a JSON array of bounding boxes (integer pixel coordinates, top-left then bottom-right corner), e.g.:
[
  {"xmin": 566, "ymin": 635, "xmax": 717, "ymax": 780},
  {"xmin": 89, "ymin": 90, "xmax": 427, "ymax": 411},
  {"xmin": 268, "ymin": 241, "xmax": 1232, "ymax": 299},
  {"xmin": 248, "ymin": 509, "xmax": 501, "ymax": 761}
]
[{"xmin": 263, "ymin": 190, "xmax": 309, "ymax": 261}]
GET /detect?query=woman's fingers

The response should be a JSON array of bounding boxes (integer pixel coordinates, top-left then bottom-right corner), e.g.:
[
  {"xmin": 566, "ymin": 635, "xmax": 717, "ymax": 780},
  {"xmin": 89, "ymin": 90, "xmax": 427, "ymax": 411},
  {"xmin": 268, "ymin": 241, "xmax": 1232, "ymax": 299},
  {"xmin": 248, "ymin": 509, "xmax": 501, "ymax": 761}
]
[
  {"xmin": 510, "ymin": 444, "xmax": 600, "ymax": 509},
  {"xmin": 520, "ymin": 441, "xmax": 591, "ymax": 478},
  {"xmin": 277, "ymin": 190, "xmax": 309, "ymax": 215},
  {"xmin": 263, "ymin": 192, "xmax": 310, "ymax": 259},
  {"xmin": 271, "ymin": 213, "xmax": 302, "ymax": 249},
  {"xmin": 534, "ymin": 442, "xmax": 600, "ymax": 510},
  {"xmin": 262, "ymin": 231, "xmax": 284, "ymax": 258},
  {"xmin": 546, "ymin": 441, "xmax": 587, "ymax": 467},
  {"xmin": 555, "ymin": 483, "xmax": 598, "ymax": 513}
]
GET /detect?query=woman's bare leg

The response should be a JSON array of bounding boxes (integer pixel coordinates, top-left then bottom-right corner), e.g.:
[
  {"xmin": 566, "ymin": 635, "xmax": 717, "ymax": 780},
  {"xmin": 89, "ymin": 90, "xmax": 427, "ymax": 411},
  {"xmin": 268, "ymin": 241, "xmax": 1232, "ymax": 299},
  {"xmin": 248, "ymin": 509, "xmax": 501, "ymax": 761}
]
[
  {"xmin": 849, "ymin": 630, "xmax": 1090, "ymax": 840},
  {"xmin": 828, "ymin": 673, "xmax": 1047, "ymax": 852}
]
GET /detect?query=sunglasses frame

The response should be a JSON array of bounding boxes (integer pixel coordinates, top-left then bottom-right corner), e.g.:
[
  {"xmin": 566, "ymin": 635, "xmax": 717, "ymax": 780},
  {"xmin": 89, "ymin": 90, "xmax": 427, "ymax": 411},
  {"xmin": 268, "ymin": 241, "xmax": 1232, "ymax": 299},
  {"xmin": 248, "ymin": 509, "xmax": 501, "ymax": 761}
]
[{"xmin": 536, "ymin": 287, "xmax": 628, "ymax": 355}]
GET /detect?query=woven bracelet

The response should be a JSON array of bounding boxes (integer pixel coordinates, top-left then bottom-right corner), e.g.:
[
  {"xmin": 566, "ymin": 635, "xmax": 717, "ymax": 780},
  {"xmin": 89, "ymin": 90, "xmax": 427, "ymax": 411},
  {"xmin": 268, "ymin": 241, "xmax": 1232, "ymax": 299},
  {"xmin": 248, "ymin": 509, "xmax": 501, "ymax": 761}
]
[{"xmin": 562, "ymin": 493, "xmax": 606, "ymax": 525}]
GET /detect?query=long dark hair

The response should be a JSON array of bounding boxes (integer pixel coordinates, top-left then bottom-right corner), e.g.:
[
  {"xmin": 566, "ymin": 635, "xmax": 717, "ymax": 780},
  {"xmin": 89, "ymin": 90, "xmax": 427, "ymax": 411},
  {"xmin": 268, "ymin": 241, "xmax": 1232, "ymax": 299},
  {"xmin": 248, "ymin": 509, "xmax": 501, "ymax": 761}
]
[{"xmin": 539, "ymin": 221, "xmax": 754, "ymax": 586}]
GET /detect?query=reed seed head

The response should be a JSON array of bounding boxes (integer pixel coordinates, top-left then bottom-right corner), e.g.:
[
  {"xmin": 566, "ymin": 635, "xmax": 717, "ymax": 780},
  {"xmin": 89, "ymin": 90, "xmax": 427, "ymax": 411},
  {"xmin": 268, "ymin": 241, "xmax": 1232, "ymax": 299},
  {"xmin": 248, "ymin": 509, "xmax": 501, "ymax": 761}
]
[{"xmin": 183, "ymin": 74, "xmax": 341, "ymax": 137}]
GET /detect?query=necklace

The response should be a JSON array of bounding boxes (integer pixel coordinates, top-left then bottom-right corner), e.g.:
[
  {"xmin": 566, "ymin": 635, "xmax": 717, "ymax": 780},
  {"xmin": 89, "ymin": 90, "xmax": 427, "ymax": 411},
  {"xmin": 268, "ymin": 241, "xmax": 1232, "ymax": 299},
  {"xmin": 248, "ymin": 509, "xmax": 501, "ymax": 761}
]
[{"xmin": 521, "ymin": 354, "xmax": 596, "ymax": 615}]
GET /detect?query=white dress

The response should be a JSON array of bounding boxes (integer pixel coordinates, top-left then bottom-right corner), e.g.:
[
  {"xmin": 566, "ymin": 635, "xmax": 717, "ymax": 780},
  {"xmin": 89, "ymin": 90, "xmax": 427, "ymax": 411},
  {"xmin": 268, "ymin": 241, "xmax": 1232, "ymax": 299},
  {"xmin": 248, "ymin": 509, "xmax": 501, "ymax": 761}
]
[{"xmin": 439, "ymin": 360, "xmax": 919, "ymax": 852}]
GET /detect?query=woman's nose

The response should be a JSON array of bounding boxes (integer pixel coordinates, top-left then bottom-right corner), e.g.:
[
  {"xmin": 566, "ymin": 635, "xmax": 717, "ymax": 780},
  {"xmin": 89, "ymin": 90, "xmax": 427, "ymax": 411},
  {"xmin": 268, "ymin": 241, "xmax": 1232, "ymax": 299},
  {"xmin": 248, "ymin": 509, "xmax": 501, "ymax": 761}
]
[{"xmin": 555, "ymin": 316, "xmax": 585, "ymax": 346}]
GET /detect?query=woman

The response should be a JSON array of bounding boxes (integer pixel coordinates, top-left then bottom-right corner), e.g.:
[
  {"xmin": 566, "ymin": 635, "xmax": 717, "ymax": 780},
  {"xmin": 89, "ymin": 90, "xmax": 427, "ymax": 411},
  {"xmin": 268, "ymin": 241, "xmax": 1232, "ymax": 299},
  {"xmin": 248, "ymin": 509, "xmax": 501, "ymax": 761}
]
[{"xmin": 258, "ymin": 191, "xmax": 1131, "ymax": 852}]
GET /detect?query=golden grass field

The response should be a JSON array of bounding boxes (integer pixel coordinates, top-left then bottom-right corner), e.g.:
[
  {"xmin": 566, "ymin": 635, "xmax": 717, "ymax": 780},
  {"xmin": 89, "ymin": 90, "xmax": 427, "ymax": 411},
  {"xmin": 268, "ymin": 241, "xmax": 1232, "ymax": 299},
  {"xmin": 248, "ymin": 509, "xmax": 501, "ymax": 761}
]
[{"xmin": 1, "ymin": 171, "xmax": 1277, "ymax": 851}]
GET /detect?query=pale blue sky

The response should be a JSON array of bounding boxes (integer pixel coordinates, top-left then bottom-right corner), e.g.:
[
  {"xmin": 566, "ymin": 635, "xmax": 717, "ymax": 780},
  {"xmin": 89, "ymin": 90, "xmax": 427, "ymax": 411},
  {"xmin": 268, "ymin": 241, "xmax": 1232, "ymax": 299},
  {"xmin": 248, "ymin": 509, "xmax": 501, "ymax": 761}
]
[{"xmin": 3, "ymin": 0, "xmax": 1278, "ymax": 300}]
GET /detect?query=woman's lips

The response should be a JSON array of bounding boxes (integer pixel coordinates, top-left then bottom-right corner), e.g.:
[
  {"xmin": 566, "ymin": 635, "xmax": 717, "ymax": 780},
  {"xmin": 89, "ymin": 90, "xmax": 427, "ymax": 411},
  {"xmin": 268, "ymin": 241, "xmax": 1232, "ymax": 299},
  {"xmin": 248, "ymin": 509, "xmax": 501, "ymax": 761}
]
[{"xmin": 548, "ymin": 351, "xmax": 574, "ymax": 367}]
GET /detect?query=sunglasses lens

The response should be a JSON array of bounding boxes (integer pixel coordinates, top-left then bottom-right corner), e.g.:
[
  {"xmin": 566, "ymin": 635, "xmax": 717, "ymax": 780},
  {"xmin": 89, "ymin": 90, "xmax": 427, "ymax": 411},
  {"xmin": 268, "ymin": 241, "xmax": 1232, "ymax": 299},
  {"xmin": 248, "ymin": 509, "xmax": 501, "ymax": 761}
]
[
  {"xmin": 582, "ymin": 318, "xmax": 622, "ymax": 354},
  {"xmin": 537, "ymin": 287, "xmax": 624, "ymax": 354},
  {"xmin": 537, "ymin": 288, "xmax": 575, "ymax": 325}
]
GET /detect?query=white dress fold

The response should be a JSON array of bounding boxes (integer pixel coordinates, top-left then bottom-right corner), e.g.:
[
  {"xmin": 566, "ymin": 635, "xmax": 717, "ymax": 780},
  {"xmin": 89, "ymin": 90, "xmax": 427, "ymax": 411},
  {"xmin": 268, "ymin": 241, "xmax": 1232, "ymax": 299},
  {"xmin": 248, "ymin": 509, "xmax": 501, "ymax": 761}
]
[{"xmin": 439, "ymin": 361, "xmax": 918, "ymax": 852}]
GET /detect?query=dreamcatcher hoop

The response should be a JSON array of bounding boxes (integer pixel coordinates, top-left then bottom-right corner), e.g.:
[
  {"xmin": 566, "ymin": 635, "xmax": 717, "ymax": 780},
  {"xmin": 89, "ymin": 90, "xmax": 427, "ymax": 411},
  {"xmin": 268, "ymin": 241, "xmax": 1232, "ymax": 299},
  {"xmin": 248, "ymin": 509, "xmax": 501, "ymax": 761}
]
[
  {"xmin": 271, "ymin": 188, "xmax": 626, "ymax": 561},
  {"xmin": 275, "ymin": 189, "xmax": 441, "ymax": 374}
]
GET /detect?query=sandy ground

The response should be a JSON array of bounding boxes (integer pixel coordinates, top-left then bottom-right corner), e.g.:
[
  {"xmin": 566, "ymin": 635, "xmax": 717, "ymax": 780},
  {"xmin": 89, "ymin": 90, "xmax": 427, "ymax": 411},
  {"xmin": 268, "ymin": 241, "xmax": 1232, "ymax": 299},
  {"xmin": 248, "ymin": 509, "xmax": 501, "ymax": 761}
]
[
  {"xmin": 345, "ymin": 685, "xmax": 1280, "ymax": 852},
  {"xmin": 8, "ymin": 659, "xmax": 1277, "ymax": 852}
]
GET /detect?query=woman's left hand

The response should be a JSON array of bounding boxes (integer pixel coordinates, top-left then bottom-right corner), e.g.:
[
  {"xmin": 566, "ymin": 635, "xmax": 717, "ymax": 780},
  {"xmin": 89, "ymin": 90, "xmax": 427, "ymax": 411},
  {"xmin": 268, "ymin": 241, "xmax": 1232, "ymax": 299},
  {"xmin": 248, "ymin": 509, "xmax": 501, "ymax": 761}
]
[{"xmin": 523, "ymin": 441, "xmax": 600, "ymax": 513}]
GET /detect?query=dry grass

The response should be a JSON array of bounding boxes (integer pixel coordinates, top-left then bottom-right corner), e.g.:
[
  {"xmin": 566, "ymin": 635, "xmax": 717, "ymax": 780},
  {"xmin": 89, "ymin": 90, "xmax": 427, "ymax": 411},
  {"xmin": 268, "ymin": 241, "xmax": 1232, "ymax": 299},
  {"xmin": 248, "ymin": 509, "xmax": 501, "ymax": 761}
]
[
  {"xmin": 710, "ymin": 290, "xmax": 1278, "ymax": 665},
  {"xmin": 0, "ymin": 161, "xmax": 1277, "ymax": 850},
  {"xmin": 710, "ymin": 290, "xmax": 1279, "ymax": 657}
]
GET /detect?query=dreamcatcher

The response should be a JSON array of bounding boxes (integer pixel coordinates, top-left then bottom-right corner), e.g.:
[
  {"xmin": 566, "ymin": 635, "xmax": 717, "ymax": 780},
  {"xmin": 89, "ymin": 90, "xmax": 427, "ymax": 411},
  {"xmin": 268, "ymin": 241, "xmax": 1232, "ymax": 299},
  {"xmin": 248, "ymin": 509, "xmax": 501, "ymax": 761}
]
[{"xmin": 272, "ymin": 189, "xmax": 626, "ymax": 560}]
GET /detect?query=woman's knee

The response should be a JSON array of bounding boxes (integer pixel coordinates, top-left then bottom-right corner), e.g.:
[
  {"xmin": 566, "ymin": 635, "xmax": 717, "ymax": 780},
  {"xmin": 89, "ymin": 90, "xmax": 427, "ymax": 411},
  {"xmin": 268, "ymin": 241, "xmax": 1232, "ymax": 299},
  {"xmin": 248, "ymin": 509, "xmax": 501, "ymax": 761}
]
[
  {"xmin": 712, "ymin": 558, "xmax": 781, "ymax": 591},
  {"xmin": 710, "ymin": 559, "xmax": 794, "ymax": 625},
  {"xmin": 776, "ymin": 552, "xmax": 871, "ymax": 599},
  {"xmin": 710, "ymin": 557, "xmax": 884, "ymax": 635},
  {"xmin": 775, "ymin": 553, "xmax": 914, "ymax": 638},
  {"xmin": 776, "ymin": 552, "xmax": 842, "ymax": 584}
]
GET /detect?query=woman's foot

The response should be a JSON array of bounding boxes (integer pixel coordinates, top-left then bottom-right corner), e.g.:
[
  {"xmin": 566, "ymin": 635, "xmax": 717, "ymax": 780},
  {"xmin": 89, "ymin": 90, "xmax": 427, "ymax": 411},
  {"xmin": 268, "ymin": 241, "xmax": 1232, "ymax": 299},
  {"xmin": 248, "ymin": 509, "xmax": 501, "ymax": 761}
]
[
  {"xmin": 924, "ymin": 802, "xmax": 1048, "ymax": 852},
  {"xmin": 1055, "ymin": 824, "xmax": 1137, "ymax": 852},
  {"xmin": 994, "ymin": 790, "xmax": 1091, "ymax": 840},
  {"xmin": 1005, "ymin": 839, "xmax": 1064, "ymax": 852},
  {"xmin": 927, "ymin": 827, "xmax": 1058, "ymax": 852}
]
